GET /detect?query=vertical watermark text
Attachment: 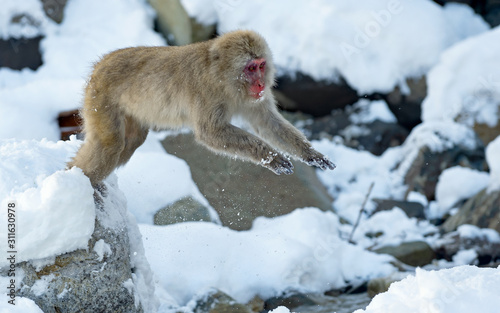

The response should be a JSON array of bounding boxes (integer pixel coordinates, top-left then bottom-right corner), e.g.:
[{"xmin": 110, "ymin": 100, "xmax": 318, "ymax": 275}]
[{"xmin": 6, "ymin": 201, "xmax": 17, "ymax": 305}]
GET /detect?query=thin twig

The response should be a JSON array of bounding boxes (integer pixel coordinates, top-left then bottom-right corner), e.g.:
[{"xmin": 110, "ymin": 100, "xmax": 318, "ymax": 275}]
[{"xmin": 348, "ymin": 182, "xmax": 375, "ymax": 244}]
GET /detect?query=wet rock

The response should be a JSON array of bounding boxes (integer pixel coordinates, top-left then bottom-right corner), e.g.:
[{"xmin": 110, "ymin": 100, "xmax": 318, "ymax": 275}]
[
  {"xmin": 372, "ymin": 199, "xmax": 425, "ymax": 219},
  {"xmin": 275, "ymin": 73, "xmax": 358, "ymax": 117},
  {"xmin": 264, "ymin": 293, "xmax": 316, "ymax": 311},
  {"xmin": 0, "ymin": 36, "xmax": 43, "ymax": 70},
  {"xmin": 154, "ymin": 196, "xmax": 212, "ymax": 225},
  {"xmin": 435, "ymin": 225, "xmax": 500, "ymax": 265},
  {"xmin": 384, "ymin": 77, "xmax": 426, "ymax": 130},
  {"xmin": 367, "ymin": 272, "xmax": 410, "ymax": 297},
  {"xmin": 442, "ymin": 188, "xmax": 500, "ymax": 233},
  {"xmin": 404, "ymin": 145, "xmax": 486, "ymax": 201},
  {"xmin": 161, "ymin": 133, "xmax": 333, "ymax": 231},
  {"xmin": 344, "ymin": 120, "xmax": 409, "ymax": 156},
  {"xmin": 374, "ymin": 241, "xmax": 436, "ymax": 267},
  {"xmin": 298, "ymin": 110, "xmax": 408, "ymax": 156},
  {"xmin": 192, "ymin": 289, "xmax": 251, "ymax": 313},
  {"xmin": 474, "ymin": 121, "xmax": 500, "ymax": 146},
  {"xmin": 41, "ymin": 0, "xmax": 68, "ymax": 23}
]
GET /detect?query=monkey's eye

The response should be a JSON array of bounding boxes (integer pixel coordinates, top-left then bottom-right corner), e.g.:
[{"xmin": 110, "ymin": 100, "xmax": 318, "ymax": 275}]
[
  {"xmin": 248, "ymin": 65, "xmax": 257, "ymax": 72},
  {"xmin": 259, "ymin": 62, "xmax": 266, "ymax": 69}
]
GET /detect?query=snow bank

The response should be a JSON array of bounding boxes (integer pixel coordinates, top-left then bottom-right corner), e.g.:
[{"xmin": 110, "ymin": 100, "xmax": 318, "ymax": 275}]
[
  {"xmin": 182, "ymin": 0, "xmax": 488, "ymax": 94},
  {"xmin": 0, "ymin": 0, "xmax": 164, "ymax": 141},
  {"xmin": 486, "ymin": 136, "xmax": 500, "ymax": 192},
  {"xmin": 422, "ymin": 26, "xmax": 500, "ymax": 127},
  {"xmin": 0, "ymin": 138, "xmax": 95, "ymax": 266},
  {"xmin": 0, "ymin": 293, "xmax": 43, "ymax": 312},
  {"xmin": 140, "ymin": 208, "xmax": 395, "ymax": 305},
  {"xmin": 355, "ymin": 266, "xmax": 500, "ymax": 313},
  {"xmin": 1, "ymin": 0, "xmax": 53, "ymax": 39},
  {"xmin": 350, "ymin": 207, "xmax": 438, "ymax": 249},
  {"xmin": 348, "ymin": 99, "xmax": 397, "ymax": 124},
  {"xmin": 434, "ymin": 166, "xmax": 489, "ymax": 217},
  {"xmin": 313, "ymin": 139, "xmax": 405, "ymax": 223}
]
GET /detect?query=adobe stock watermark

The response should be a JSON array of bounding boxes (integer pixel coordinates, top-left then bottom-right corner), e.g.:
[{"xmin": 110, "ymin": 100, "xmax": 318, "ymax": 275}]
[
  {"xmin": 214, "ymin": 0, "xmax": 244, "ymax": 14},
  {"xmin": 340, "ymin": 0, "xmax": 404, "ymax": 62}
]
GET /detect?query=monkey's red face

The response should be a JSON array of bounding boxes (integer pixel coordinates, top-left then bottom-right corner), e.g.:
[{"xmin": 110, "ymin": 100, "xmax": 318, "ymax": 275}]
[{"xmin": 244, "ymin": 58, "xmax": 266, "ymax": 99}]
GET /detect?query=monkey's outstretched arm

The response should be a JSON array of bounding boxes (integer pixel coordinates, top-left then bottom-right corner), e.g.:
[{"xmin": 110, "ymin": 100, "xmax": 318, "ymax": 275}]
[
  {"xmin": 195, "ymin": 123, "xmax": 295, "ymax": 175},
  {"xmin": 247, "ymin": 103, "xmax": 336, "ymax": 171}
]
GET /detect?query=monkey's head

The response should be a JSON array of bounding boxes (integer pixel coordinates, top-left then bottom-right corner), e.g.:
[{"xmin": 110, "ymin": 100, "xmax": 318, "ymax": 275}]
[{"xmin": 210, "ymin": 30, "xmax": 276, "ymax": 102}]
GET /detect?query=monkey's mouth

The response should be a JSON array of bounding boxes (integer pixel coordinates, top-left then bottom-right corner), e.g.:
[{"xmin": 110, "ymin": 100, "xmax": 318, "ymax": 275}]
[{"xmin": 249, "ymin": 85, "xmax": 265, "ymax": 99}]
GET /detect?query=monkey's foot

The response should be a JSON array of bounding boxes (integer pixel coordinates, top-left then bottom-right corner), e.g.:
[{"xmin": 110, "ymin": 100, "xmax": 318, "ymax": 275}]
[
  {"xmin": 303, "ymin": 152, "xmax": 336, "ymax": 171},
  {"xmin": 265, "ymin": 154, "xmax": 294, "ymax": 175}
]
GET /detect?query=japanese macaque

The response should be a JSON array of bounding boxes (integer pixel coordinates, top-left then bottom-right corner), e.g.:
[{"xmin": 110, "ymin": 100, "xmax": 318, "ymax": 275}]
[{"xmin": 68, "ymin": 30, "xmax": 335, "ymax": 185}]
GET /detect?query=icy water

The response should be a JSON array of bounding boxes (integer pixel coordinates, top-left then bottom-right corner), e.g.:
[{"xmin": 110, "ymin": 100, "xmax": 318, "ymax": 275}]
[{"xmin": 292, "ymin": 293, "xmax": 371, "ymax": 313}]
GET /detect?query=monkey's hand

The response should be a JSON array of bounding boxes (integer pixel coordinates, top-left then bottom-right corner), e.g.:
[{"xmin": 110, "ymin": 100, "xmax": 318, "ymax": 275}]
[
  {"xmin": 302, "ymin": 149, "xmax": 336, "ymax": 171},
  {"xmin": 261, "ymin": 152, "xmax": 294, "ymax": 175}
]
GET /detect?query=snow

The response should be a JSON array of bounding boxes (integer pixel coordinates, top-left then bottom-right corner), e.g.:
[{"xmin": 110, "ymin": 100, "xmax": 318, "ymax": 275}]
[
  {"xmin": 486, "ymin": 136, "xmax": 500, "ymax": 192},
  {"xmin": 422, "ymin": 26, "xmax": 500, "ymax": 127},
  {"xmin": 0, "ymin": 293, "xmax": 43, "ymax": 313},
  {"xmin": 349, "ymin": 99, "xmax": 397, "ymax": 124},
  {"xmin": 457, "ymin": 224, "xmax": 500, "ymax": 243},
  {"xmin": 93, "ymin": 239, "xmax": 112, "ymax": 262},
  {"xmin": 140, "ymin": 208, "xmax": 395, "ymax": 306},
  {"xmin": 354, "ymin": 266, "xmax": 500, "ymax": 313},
  {"xmin": 182, "ymin": 0, "xmax": 489, "ymax": 94},
  {"xmin": 0, "ymin": 0, "xmax": 164, "ymax": 141},
  {"xmin": 116, "ymin": 133, "xmax": 215, "ymax": 224},
  {"xmin": 433, "ymin": 166, "xmax": 490, "ymax": 218},
  {"xmin": 1, "ymin": 0, "xmax": 53, "ymax": 39},
  {"xmin": 349, "ymin": 207, "xmax": 438, "ymax": 249},
  {"xmin": 0, "ymin": 138, "xmax": 95, "ymax": 267},
  {"xmin": 1, "ymin": 0, "xmax": 499, "ymax": 312}
]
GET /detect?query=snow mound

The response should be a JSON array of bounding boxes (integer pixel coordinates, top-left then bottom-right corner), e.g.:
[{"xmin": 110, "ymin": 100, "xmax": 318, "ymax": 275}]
[
  {"xmin": 422, "ymin": 26, "xmax": 500, "ymax": 127},
  {"xmin": 140, "ymin": 208, "xmax": 395, "ymax": 305},
  {"xmin": 434, "ymin": 166, "xmax": 489, "ymax": 217},
  {"xmin": 182, "ymin": 0, "xmax": 488, "ymax": 94},
  {"xmin": 0, "ymin": 138, "xmax": 95, "ymax": 266},
  {"xmin": 355, "ymin": 266, "xmax": 500, "ymax": 313},
  {"xmin": 486, "ymin": 136, "xmax": 500, "ymax": 192}
]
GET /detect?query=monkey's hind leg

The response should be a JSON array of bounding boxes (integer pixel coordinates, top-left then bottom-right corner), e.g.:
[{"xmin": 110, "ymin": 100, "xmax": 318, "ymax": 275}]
[
  {"xmin": 116, "ymin": 115, "xmax": 149, "ymax": 167},
  {"xmin": 68, "ymin": 107, "xmax": 126, "ymax": 185}
]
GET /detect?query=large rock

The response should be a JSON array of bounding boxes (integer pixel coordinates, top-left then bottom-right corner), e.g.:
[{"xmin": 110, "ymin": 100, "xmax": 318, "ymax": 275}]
[
  {"xmin": 295, "ymin": 110, "xmax": 408, "ymax": 156},
  {"xmin": 148, "ymin": 0, "xmax": 192, "ymax": 45},
  {"xmin": 192, "ymin": 289, "xmax": 252, "ymax": 313},
  {"xmin": 0, "ymin": 36, "xmax": 43, "ymax": 70},
  {"xmin": 275, "ymin": 73, "xmax": 359, "ymax": 117},
  {"xmin": 41, "ymin": 0, "xmax": 68, "ymax": 23},
  {"xmin": 404, "ymin": 145, "xmax": 486, "ymax": 201},
  {"xmin": 154, "ymin": 196, "xmax": 212, "ymax": 225},
  {"xmin": 442, "ymin": 188, "xmax": 500, "ymax": 233},
  {"xmin": 435, "ymin": 224, "xmax": 500, "ymax": 265},
  {"xmin": 384, "ymin": 77, "xmax": 426, "ymax": 130},
  {"xmin": 161, "ymin": 133, "xmax": 333, "ymax": 230},
  {"xmin": 374, "ymin": 241, "xmax": 436, "ymax": 267},
  {"xmin": 13, "ymin": 180, "xmax": 153, "ymax": 312}
]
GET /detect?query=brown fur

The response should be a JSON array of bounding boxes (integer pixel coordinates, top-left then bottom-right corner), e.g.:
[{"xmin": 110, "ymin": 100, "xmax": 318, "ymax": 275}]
[{"xmin": 68, "ymin": 30, "xmax": 335, "ymax": 185}]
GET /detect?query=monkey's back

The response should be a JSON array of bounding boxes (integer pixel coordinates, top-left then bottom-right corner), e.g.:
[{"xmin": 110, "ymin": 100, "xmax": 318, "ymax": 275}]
[{"xmin": 85, "ymin": 42, "xmax": 216, "ymax": 129}]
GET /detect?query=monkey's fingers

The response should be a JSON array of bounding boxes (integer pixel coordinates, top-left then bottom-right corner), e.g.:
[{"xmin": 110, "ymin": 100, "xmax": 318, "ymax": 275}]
[
  {"xmin": 303, "ymin": 153, "xmax": 336, "ymax": 171},
  {"xmin": 267, "ymin": 156, "xmax": 294, "ymax": 175}
]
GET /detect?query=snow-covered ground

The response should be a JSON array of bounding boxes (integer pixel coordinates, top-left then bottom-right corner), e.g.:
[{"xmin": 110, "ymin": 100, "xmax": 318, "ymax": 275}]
[{"xmin": 1, "ymin": 0, "xmax": 500, "ymax": 312}]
